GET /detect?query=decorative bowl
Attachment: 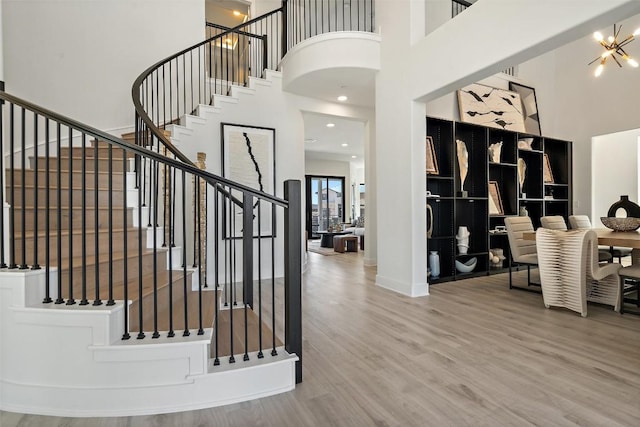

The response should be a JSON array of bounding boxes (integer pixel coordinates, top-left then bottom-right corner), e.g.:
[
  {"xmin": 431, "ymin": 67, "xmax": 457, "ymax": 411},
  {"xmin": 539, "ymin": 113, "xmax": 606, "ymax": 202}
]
[
  {"xmin": 600, "ymin": 217, "xmax": 640, "ymax": 232},
  {"xmin": 455, "ymin": 257, "xmax": 477, "ymax": 273}
]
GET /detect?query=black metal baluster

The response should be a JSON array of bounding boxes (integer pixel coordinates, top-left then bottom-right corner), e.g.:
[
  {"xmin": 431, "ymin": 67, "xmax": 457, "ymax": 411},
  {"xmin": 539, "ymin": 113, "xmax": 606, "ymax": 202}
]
[
  {"xmin": 257, "ymin": 202, "xmax": 263, "ymax": 358},
  {"xmin": 169, "ymin": 61, "xmax": 173, "ymax": 126},
  {"xmin": 93, "ymin": 137, "xmax": 102, "ymax": 306},
  {"xmin": 43, "ymin": 118, "xmax": 51, "ymax": 301},
  {"xmin": 171, "ymin": 163, "xmax": 177, "ymax": 247},
  {"xmin": 80, "ymin": 134, "xmax": 88, "ymax": 306},
  {"xmin": 66, "ymin": 127, "xmax": 75, "ymax": 304},
  {"xmin": 181, "ymin": 171, "xmax": 190, "ymax": 337},
  {"xmin": 31, "ymin": 113, "xmax": 40, "ymax": 270},
  {"xmin": 197, "ymin": 178, "xmax": 204, "ymax": 335},
  {"xmin": 190, "ymin": 50, "xmax": 194, "ymax": 114},
  {"xmin": 232, "ymin": 198, "xmax": 238, "ymax": 306},
  {"xmin": 167, "ymin": 164, "xmax": 175, "ymax": 338},
  {"xmin": 152, "ymin": 156, "xmax": 159, "ymax": 339},
  {"xmin": 204, "ymin": 184, "xmax": 209, "ymax": 288},
  {"xmin": 223, "ymin": 195, "xmax": 229, "ymax": 307},
  {"xmin": 183, "ymin": 55, "xmax": 186, "ymax": 119},
  {"xmin": 0, "ymin": 101, "xmax": 5, "ymax": 269},
  {"xmin": 122, "ymin": 138, "xmax": 130, "ymax": 339},
  {"xmin": 107, "ymin": 145, "xmax": 114, "ymax": 306},
  {"xmin": 213, "ymin": 185, "xmax": 220, "ymax": 365},
  {"xmin": 162, "ymin": 65, "xmax": 167, "ymax": 130},
  {"xmin": 229, "ymin": 188, "xmax": 235, "ymax": 363},
  {"xmin": 209, "ymin": 37, "xmax": 214, "ymax": 102},
  {"xmin": 19, "ymin": 107, "xmax": 27, "ymax": 269},
  {"xmin": 55, "ymin": 123, "xmax": 63, "ymax": 303},
  {"xmin": 192, "ymin": 176, "xmax": 197, "ymax": 268},
  {"xmin": 137, "ymin": 152, "xmax": 145, "ymax": 339},
  {"xmin": 6, "ymin": 103, "xmax": 14, "ymax": 269},
  {"xmin": 271, "ymin": 202, "xmax": 277, "ymax": 356},
  {"xmin": 242, "ymin": 193, "xmax": 253, "ymax": 362}
]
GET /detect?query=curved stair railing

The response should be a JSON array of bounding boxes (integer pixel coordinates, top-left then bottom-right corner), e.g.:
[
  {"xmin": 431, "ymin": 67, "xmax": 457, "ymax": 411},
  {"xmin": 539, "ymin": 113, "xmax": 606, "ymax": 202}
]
[
  {"xmin": 125, "ymin": 1, "xmax": 378, "ymax": 384},
  {"xmin": 0, "ymin": 90, "xmax": 302, "ymax": 382}
]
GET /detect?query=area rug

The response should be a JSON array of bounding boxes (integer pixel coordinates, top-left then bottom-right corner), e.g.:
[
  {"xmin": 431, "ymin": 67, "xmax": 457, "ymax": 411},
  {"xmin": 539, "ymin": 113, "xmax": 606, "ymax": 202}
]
[{"xmin": 307, "ymin": 243, "xmax": 341, "ymax": 256}]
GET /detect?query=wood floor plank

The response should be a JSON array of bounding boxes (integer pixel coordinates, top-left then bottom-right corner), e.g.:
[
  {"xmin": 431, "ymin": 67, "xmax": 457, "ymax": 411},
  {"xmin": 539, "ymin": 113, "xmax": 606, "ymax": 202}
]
[{"xmin": 2, "ymin": 249, "xmax": 640, "ymax": 426}]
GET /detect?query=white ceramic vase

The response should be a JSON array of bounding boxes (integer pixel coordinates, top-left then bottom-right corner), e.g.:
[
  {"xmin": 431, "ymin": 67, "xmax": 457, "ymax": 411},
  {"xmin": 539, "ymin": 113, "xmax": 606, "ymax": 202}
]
[
  {"xmin": 429, "ymin": 251, "xmax": 440, "ymax": 279},
  {"xmin": 456, "ymin": 226, "xmax": 470, "ymax": 255}
]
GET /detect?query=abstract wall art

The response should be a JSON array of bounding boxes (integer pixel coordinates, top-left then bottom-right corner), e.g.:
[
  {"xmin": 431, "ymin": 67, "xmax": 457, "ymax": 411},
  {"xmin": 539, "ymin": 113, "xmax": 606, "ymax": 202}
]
[
  {"xmin": 457, "ymin": 83, "xmax": 526, "ymax": 132},
  {"xmin": 509, "ymin": 82, "xmax": 541, "ymax": 135},
  {"xmin": 221, "ymin": 123, "xmax": 276, "ymax": 238}
]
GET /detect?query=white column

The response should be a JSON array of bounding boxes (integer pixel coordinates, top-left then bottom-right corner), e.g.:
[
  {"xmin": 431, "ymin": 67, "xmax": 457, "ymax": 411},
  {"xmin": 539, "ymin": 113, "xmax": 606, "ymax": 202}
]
[
  {"xmin": 374, "ymin": 1, "xmax": 428, "ymax": 296},
  {"xmin": 363, "ymin": 117, "xmax": 376, "ymax": 266}
]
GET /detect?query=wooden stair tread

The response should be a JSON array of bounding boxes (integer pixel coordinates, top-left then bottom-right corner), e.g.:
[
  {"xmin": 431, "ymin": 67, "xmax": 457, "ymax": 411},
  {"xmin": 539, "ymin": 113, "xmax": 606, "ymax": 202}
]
[
  {"xmin": 14, "ymin": 227, "xmax": 140, "ymax": 239},
  {"xmin": 51, "ymin": 248, "xmax": 167, "ymax": 269}
]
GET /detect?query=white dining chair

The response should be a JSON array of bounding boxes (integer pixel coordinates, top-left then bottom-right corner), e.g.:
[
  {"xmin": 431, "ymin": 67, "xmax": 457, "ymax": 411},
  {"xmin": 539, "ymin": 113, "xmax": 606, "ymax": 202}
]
[
  {"xmin": 584, "ymin": 230, "xmax": 622, "ymax": 311},
  {"xmin": 536, "ymin": 228, "xmax": 588, "ymax": 316},
  {"xmin": 540, "ymin": 215, "xmax": 567, "ymax": 230},
  {"xmin": 536, "ymin": 228, "xmax": 621, "ymax": 316},
  {"xmin": 505, "ymin": 216, "xmax": 538, "ymax": 289}
]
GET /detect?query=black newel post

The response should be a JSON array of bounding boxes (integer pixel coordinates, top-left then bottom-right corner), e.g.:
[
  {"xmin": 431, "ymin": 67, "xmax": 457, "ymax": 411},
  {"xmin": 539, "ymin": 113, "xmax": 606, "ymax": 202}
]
[{"xmin": 284, "ymin": 179, "xmax": 302, "ymax": 383}]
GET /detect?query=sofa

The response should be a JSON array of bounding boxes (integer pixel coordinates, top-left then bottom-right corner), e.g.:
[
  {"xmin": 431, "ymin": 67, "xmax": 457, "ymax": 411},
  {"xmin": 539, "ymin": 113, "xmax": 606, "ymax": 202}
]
[{"xmin": 344, "ymin": 217, "xmax": 365, "ymax": 249}]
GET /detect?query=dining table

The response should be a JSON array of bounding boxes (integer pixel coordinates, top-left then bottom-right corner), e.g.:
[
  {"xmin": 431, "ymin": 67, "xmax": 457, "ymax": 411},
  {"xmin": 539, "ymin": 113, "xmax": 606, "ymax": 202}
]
[{"xmin": 524, "ymin": 228, "xmax": 640, "ymax": 249}]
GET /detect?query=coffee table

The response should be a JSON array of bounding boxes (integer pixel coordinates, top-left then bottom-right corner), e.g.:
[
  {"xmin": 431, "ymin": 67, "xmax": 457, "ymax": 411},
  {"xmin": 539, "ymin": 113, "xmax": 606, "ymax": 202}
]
[{"xmin": 317, "ymin": 231, "xmax": 350, "ymax": 248}]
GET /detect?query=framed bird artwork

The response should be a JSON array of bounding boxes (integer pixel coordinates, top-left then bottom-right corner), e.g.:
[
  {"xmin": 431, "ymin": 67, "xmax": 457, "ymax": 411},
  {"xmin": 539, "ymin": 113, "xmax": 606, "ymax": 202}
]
[{"xmin": 457, "ymin": 83, "xmax": 526, "ymax": 132}]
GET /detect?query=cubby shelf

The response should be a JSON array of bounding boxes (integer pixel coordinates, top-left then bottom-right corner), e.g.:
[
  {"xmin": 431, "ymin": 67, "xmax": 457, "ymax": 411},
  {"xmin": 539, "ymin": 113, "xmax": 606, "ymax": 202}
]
[{"xmin": 426, "ymin": 116, "xmax": 572, "ymax": 284}]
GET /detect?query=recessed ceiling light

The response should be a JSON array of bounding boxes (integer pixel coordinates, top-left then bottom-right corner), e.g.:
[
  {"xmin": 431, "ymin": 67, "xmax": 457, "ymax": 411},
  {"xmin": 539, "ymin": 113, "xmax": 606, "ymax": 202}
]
[
  {"xmin": 337, "ymin": 95, "xmax": 348, "ymax": 102},
  {"xmin": 326, "ymin": 123, "xmax": 335, "ymax": 128},
  {"xmin": 233, "ymin": 10, "xmax": 242, "ymax": 16},
  {"xmin": 341, "ymin": 143, "xmax": 349, "ymax": 147},
  {"xmin": 351, "ymin": 155, "xmax": 357, "ymax": 158}
]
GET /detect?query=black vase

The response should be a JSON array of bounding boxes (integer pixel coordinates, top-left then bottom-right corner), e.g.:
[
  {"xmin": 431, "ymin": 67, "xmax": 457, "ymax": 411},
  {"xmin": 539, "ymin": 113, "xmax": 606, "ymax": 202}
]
[{"xmin": 607, "ymin": 195, "xmax": 640, "ymax": 218}]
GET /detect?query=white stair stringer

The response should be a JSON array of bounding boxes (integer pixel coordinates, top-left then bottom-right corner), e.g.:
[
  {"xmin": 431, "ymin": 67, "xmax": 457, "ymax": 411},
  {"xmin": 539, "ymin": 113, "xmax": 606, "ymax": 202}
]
[{"xmin": 0, "ymin": 267, "xmax": 297, "ymax": 417}]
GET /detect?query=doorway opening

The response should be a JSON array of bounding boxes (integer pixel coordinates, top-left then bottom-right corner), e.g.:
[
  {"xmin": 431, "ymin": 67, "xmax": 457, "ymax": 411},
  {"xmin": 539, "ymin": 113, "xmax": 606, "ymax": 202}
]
[{"xmin": 305, "ymin": 175, "xmax": 346, "ymax": 239}]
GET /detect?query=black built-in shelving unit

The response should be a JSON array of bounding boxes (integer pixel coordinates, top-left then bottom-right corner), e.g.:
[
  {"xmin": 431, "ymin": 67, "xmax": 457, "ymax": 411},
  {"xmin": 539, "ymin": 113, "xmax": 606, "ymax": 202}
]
[{"xmin": 426, "ymin": 116, "xmax": 572, "ymax": 283}]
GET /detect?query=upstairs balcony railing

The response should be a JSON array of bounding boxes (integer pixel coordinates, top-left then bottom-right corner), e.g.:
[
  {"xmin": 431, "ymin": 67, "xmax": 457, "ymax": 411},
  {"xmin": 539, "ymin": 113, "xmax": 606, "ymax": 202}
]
[
  {"xmin": 452, "ymin": 0, "xmax": 473, "ymax": 17},
  {"xmin": 285, "ymin": 0, "xmax": 375, "ymax": 51}
]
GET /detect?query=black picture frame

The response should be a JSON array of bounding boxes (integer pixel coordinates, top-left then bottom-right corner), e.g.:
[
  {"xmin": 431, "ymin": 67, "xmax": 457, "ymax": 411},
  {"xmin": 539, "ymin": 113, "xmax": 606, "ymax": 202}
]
[
  {"xmin": 509, "ymin": 81, "xmax": 542, "ymax": 136},
  {"xmin": 221, "ymin": 123, "xmax": 276, "ymax": 238}
]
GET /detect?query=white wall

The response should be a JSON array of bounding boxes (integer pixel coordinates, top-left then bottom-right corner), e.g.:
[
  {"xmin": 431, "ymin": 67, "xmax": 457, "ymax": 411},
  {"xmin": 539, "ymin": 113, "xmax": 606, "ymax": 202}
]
[
  {"xmin": 373, "ymin": 0, "xmax": 640, "ymax": 297},
  {"xmin": 592, "ymin": 129, "xmax": 640, "ymax": 227},
  {"xmin": 168, "ymin": 73, "xmax": 304, "ymax": 282},
  {"xmin": 2, "ymin": 0, "xmax": 205, "ymax": 133},
  {"xmin": 518, "ymin": 13, "xmax": 640, "ymax": 217},
  {"xmin": 374, "ymin": 0, "xmax": 429, "ymax": 297},
  {"xmin": 423, "ymin": 12, "xmax": 640, "ymax": 222}
]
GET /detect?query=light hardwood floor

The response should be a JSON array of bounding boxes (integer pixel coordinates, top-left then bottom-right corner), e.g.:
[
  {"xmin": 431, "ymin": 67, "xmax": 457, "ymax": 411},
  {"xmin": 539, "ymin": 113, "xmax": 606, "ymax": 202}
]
[{"xmin": 2, "ymin": 249, "xmax": 640, "ymax": 426}]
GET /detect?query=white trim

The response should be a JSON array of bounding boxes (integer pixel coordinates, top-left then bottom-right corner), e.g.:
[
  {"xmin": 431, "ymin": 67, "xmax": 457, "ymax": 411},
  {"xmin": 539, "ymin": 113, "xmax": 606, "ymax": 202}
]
[{"xmin": 375, "ymin": 273, "xmax": 429, "ymax": 297}]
